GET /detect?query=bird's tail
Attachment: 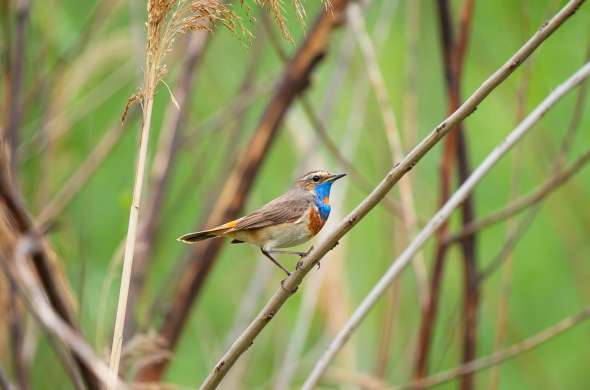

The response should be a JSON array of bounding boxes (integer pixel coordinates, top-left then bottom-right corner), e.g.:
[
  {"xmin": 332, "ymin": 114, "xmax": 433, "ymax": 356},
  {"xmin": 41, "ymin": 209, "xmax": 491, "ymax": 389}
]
[{"xmin": 177, "ymin": 220, "xmax": 237, "ymax": 243}]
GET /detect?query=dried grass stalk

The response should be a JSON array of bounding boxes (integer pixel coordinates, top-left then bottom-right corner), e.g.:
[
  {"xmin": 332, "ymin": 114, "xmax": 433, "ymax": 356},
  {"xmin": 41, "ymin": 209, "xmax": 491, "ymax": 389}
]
[{"xmin": 108, "ymin": 1, "xmax": 241, "ymax": 387}]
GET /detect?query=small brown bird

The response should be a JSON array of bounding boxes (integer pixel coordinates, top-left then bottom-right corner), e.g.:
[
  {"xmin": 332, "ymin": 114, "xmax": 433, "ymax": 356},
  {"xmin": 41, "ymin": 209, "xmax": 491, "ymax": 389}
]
[{"xmin": 177, "ymin": 170, "xmax": 346, "ymax": 275}]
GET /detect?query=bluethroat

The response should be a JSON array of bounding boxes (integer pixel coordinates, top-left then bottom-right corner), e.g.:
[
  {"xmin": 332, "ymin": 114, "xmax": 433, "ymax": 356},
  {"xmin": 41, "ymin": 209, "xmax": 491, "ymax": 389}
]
[{"xmin": 178, "ymin": 170, "xmax": 346, "ymax": 276}]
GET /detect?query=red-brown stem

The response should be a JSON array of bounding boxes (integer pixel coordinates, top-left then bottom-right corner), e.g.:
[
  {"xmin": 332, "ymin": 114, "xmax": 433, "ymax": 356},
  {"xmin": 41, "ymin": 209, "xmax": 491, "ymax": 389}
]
[
  {"xmin": 414, "ymin": 0, "xmax": 477, "ymax": 386},
  {"xmin": 135, "ymin": 1, "xmax": 351, "ymax": 382}
]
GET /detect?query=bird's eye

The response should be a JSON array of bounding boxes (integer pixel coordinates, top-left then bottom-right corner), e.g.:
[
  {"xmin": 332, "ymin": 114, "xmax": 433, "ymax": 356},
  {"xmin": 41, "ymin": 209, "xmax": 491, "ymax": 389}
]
[{"xmin": 312, "ymin": 175, "xmax": 320, "ymax": 182}]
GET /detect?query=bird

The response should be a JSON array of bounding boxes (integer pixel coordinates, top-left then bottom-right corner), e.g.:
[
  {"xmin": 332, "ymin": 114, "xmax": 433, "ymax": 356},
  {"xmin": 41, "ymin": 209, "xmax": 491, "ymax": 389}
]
[{"xmin": 177, "ymin": 170, "xmax": 346, "ymax": 276}]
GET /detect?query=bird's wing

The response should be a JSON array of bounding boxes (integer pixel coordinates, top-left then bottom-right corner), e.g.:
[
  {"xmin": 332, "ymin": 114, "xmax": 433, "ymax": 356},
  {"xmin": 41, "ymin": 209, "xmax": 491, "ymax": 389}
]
[{"xmin": 231, "ymin": 190, "xmax": 312, "ymax": 231}]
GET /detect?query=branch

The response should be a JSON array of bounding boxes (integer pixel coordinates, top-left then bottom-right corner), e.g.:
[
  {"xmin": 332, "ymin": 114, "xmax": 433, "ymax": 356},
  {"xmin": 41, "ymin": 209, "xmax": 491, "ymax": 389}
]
[
  {"xmin": 135, "ymin": 0, "xmax": 353, "ymax": 382},
  {"xmin": 395, "ymin": 305, "xmax": 590, "ymax": 390},
  {"xmin": 446, "ymin": 146, "xmax": 590, "ymax": 244},
  {"xmin": 0, "ymin": 158, "xmax": 99, "ymax": 388},
  {"xmin": 10, "ymin": 237, "xmax": 126, "ymax": 389},
  {"xmin": 199, "ymin": 2, "xmax": 588, "ymax": 389},
  {"xmin": 325, "ymin": 305, "xmax": 590, "ymax": 389},
  {"xmin": 302, "ymin": 55, "xmax": 590, "ymax": 389}
]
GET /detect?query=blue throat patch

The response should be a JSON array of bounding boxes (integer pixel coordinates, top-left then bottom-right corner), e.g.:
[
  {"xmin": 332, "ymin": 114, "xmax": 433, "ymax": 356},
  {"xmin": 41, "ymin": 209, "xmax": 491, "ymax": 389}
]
[{"xmin": 314, "ymin": 181, "xmax": 333, "ymax": 220}]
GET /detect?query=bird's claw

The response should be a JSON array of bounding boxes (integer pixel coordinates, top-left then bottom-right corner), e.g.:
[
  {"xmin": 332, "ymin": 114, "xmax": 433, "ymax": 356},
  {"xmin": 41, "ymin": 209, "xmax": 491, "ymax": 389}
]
[
  {"xmin": 299, "ymin": 245, "xmax": 314, "ymax": 258},
  {"xmin": 296, "ymin": 260, "xmax": 304, "ymax": 270}
]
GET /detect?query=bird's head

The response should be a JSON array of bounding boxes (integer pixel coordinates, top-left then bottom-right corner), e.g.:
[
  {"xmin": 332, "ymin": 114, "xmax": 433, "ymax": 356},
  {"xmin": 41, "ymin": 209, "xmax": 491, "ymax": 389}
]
[{"xmin": 295, "ymin": 170, "xmax": 346, "ymax": 198}]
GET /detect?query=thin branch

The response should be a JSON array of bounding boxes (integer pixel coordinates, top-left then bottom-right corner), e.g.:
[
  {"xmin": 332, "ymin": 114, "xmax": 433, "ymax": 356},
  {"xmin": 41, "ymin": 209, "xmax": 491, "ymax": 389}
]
[
  {"xmin": 477, "ymin": 207, "xmax": 538, "ymax": 283},
  {"xmin": 135, "ymin": 1, "xmax": 353, "ymax": 383},
  {"xmin": 302, "ymin": 57, "xmax": 590, "ymax": 388},
  {"xmin": 325, "ymin": 305, "xmax": 590, "ymax": 389},
  {"xmin": 0, "ymin": 158, "xmax": 99, "ymax": 388},
  {"xmin": 202, "ymin": 2, "xmax": 587, "ymax": 389},
  {"xmin": 11, "ymin": 237, "xmax": 126, "ymax": 389},
  {"xmin": 395, "ymin": 305, "xmax": 590, "ymax": 390},
  {"xmin": 446, "ymin": 146, "xmax": 590, "ymax": 244}
]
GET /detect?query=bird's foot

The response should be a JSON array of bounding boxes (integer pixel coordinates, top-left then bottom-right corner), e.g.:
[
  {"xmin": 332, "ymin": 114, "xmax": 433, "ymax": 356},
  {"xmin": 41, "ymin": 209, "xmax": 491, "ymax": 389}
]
[
  {"xmin": 295, "ymin": 246, "xmax": 314, "ymax": 270},
  {"xmin": 301, "ymin": 245, "xmax": 314, "ymax": 257}
]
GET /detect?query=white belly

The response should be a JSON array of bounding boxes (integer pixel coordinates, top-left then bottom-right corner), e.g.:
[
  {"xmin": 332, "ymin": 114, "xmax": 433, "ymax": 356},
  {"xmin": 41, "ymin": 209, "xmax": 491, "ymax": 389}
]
[{"xmin": 228, "ymin": 218, "xmax": 313, "ymax": 249}]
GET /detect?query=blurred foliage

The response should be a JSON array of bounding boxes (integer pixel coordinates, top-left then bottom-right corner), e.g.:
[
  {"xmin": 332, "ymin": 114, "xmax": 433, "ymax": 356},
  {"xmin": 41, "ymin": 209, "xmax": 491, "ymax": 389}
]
[{"xmin": 1, "ymin": 0, "xmax": 590, "ymax": 388}]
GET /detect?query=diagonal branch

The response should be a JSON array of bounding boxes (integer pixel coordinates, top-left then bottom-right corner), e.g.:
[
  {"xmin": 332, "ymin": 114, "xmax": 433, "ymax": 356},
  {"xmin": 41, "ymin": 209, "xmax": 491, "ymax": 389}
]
[
  {"xmin": 325, "ymin": 304, "xmax": 590, "ymax": 390},
  {"xmin": 302, "ymin": 50, "xmax": 590, "ymax": 390},
  {"xmin": 9, "ymin": 237, "xmax": 126, "ymax": 389},
  {"xmin": 0, "ymin": 160, "xmax": 99, "ymax": 388},
  {"xmin": 395, "ymin": 305, "xmax": 590, "ymax": 390},
  {"xmin": 202, "ymin": 2, "xmax": 587, "ymax": 389},
  {"xmin": 447, "ymin": 147, "xmax": 590, "ymax": 243}
]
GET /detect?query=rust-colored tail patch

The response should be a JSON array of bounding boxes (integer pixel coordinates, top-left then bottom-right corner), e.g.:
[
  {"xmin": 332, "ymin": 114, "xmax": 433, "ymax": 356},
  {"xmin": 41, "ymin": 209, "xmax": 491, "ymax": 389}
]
[{"xmin": 177, "ymin": 219, "xmax": 238, "ymax": 243}]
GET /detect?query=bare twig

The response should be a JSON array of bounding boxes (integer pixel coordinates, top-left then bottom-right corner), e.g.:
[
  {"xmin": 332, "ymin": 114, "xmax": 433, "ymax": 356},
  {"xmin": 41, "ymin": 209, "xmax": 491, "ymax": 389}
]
[
  {"xmin": 326, "ymin": 304, "xmax": 590, "ymax": 390},
  {"xmin": 446, "ymin": 147, "xmax": 590, "ymax": 244},
  {"xmin": 0, "ymin": 159, "xmax": 99, "ymax": 388},
  {"xmin": 302, "ymin": 57, "xmax": 590, "ymax": 388},
  {"xmin": 201, "ymin": 3, "xmax": 587, "ymax": 389},
  {"xmin": 135, "ymin": 1, "xmax": 353, "ymax": 383},
  {"xmin": 395, "ymin": 305, "xmax": 590, "ymax": 390}
]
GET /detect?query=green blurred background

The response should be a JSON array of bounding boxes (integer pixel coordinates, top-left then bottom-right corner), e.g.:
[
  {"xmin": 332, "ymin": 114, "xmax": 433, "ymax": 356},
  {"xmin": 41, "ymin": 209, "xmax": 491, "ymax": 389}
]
[{"xmin": 2, "ymin": 0, "xmax": 590, "ymax": 388}]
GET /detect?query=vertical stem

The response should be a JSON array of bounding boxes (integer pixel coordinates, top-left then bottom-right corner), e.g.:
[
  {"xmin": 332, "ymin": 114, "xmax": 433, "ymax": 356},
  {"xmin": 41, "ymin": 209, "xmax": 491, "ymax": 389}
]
[{"xmin": 108, "ymin": 67, "xmax": 155, "ymax": 387}]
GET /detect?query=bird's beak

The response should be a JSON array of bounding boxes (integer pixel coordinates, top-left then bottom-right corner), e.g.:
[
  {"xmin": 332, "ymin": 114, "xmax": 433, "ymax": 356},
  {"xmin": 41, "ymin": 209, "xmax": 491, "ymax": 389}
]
[{"xmin": 326, "ymin": 173, "xmax": 346, "ymax": 182}]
